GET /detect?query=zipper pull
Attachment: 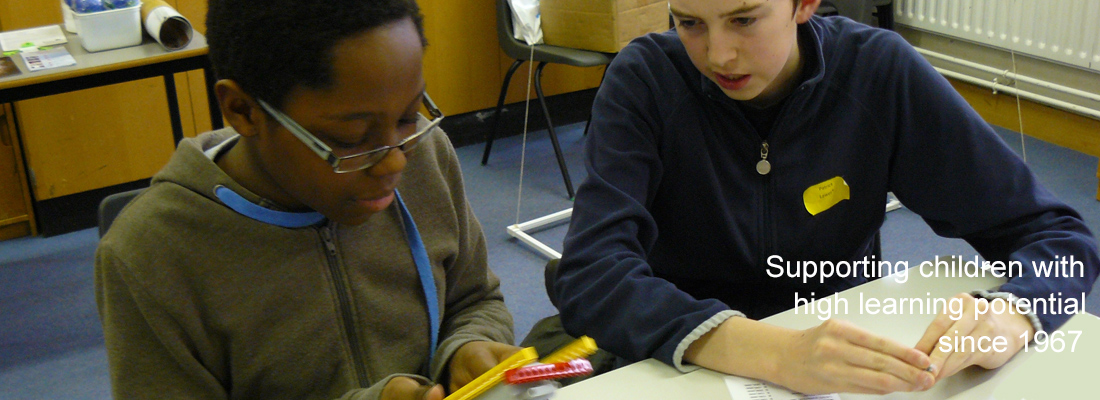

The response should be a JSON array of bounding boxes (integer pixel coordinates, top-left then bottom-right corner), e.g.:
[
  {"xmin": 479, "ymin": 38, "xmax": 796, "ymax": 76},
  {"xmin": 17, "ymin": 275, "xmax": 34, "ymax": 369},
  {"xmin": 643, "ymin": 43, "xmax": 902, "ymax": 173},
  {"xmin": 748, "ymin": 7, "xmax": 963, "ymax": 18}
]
[
  {"xmin": 320, "ymin": 226, "xmax": 338, "ymax": 256},
  {"xmin": 756, "ymin": 141, "xmax": 771, "ymax": 175}
]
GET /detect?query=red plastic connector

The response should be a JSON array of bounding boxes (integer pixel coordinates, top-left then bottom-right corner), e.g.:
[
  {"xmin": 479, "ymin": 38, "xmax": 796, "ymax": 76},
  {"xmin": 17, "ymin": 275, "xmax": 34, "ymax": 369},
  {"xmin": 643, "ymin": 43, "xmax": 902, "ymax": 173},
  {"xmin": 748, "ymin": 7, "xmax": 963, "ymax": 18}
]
[{"xmin": 504, "ymin": 359, "xmax": 594, "ymax": 385}]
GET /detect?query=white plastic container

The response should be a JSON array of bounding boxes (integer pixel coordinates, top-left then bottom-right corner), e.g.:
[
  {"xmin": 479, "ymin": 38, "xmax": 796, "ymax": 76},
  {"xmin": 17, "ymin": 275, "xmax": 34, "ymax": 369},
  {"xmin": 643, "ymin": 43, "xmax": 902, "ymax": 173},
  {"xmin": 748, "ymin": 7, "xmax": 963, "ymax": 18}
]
[
  {"xmin": 61, "ymin": 1, "xmax": 78, "ymax": 34},
  {"xmin": 73, "ymin": 2, "xmax": 143, "ymax": 52}
]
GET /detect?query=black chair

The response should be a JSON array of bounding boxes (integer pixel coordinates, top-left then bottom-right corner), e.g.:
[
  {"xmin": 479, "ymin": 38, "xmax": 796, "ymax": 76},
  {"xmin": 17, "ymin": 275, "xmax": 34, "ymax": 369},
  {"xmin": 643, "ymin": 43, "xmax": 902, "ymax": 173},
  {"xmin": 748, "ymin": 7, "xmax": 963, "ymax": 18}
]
[
  {"xmin": 97, "ymin": 188, "xmax": 145, "ymax": 238},
  {"xmin": 480, "ymin": 0, "xmax": 616, "ymax": 199},
  {"xmin": 818, "ymin": 0, "xmax": 894, "ymax": 29}
]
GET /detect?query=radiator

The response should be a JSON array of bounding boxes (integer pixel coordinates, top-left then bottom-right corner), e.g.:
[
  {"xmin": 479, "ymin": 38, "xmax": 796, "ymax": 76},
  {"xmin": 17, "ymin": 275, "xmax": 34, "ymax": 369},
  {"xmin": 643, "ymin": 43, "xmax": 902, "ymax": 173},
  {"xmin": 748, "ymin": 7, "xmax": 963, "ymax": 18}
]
[{"xmin": 894, "ymin": 0, "xmax": 1100, "ymax": 73}]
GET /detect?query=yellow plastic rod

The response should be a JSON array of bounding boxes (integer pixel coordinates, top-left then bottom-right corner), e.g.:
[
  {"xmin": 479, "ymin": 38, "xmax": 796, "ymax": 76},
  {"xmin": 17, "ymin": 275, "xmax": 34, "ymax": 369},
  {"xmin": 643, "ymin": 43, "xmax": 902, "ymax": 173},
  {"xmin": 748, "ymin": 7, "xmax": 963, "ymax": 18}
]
[
  {"xmin": 443, "ymin": 347, "xmax": 539, "ymax": 400},
  {"xmin": 540, "ymin": 336, "xmax": 598, "ymax": 364}
]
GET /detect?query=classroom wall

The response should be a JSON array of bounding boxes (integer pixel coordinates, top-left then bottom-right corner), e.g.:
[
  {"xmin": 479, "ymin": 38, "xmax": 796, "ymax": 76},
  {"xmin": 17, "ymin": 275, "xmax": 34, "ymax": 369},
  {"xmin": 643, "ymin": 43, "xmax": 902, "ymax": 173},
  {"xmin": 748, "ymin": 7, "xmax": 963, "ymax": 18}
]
[
  {"xmin": 418, "ymin": 0, "xmax": 605, "ymax": 116},
  {"xmin": 163, "ymin": 0, "xmax": 604, "ymax": 132},
  {"xmin": 0, "ymin": 0, "xmax": 602, "ymax": 210},
  {"xmin": 171, "ymin": 0, "xmax": 607, "ymax": 119}
]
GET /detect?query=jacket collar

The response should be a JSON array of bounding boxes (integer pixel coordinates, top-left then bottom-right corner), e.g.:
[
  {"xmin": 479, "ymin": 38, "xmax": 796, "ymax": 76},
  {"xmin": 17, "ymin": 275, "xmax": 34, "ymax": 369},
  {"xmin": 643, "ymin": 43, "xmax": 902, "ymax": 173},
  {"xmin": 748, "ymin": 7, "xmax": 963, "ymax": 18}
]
[{"xmin": 158, "ymin": 129, "xmax": 326, "ymax": 229}]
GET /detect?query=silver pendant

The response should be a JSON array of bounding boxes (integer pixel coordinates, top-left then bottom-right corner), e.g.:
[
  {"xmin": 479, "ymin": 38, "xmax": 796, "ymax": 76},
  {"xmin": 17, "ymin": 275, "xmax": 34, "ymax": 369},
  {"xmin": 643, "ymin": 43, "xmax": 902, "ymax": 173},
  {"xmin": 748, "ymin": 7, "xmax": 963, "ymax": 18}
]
[{"xmin": 756, "ymin": 159, "xmax": 771, "ymax": 175}]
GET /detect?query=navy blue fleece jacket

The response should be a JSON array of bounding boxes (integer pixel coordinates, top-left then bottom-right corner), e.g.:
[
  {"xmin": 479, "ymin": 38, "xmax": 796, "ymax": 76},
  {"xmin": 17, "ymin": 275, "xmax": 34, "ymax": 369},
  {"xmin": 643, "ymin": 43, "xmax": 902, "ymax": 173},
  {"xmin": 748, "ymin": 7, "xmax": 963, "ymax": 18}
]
[{"xmin": 553, "ymin": 16, "xmax": 1099, "ymax": 370}]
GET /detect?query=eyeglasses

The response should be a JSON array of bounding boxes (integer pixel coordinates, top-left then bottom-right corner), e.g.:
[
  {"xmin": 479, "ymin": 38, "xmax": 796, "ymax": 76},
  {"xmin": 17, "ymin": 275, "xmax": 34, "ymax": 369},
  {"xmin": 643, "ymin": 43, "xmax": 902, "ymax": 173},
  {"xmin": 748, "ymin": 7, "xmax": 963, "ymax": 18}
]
[{"xmin": 256, "ymin": 92, "xmax": 445, "ymax": 173}]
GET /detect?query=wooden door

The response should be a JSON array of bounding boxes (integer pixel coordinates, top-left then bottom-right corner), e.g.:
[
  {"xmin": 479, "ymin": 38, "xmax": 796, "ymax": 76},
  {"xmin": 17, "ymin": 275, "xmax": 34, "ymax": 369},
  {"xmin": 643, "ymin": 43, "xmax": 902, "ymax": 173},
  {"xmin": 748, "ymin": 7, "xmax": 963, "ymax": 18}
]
[{"xmin": 0, "ymin": 10, "xmax": 36, "ymax": 240}]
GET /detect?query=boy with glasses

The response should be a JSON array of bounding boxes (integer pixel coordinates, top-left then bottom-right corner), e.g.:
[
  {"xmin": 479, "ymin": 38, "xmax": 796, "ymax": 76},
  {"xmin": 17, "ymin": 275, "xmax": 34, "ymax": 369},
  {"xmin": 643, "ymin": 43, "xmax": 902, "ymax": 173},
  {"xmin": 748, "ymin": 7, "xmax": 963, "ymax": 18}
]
[
  {"xmin": 548, "ymin": 0, "xmax": 1098, "ymax": 395},
  {"xmin": 94, "ymin": 1, "xmax": 516, "ymax": 399}
]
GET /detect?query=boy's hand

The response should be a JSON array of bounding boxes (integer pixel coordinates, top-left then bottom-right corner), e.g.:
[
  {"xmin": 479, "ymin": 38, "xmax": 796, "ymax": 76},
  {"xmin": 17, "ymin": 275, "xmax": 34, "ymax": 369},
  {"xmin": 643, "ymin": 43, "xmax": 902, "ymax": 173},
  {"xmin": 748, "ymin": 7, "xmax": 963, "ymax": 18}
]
[
  {"xmin": 447, "ymin": 341, "xmax": 522, "ymax": 393},
  {"xmin": 381, "ymin": 377, "xmax": 443, "ymax": 400},
  {"xmin": 914, "ymin": 293, "xmax": 1033, "ymax": 381},
  {"xmin": 685, "ymin": 317, "xmax": 933, "ymax": 395},
  {"xmin": 777, "ymin": 319, "xmax": 935, "ymax": 395}
]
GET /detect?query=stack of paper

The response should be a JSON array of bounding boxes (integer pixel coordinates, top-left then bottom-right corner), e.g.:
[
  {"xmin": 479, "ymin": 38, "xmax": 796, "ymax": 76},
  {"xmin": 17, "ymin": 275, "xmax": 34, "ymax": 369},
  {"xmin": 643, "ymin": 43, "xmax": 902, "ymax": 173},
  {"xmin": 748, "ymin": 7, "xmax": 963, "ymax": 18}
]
[{"xmin": 0, "ymin": 25, "xmax": 68, "ymax": 52}]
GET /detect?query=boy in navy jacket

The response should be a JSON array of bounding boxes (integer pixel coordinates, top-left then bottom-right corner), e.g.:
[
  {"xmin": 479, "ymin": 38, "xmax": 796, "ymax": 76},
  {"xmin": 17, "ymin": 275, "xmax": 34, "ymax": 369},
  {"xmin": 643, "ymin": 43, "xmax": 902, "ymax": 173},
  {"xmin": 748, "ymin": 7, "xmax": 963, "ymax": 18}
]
[{"xmin": 551, "ymin": 0, "xmax": 1099, "ymax": 395}]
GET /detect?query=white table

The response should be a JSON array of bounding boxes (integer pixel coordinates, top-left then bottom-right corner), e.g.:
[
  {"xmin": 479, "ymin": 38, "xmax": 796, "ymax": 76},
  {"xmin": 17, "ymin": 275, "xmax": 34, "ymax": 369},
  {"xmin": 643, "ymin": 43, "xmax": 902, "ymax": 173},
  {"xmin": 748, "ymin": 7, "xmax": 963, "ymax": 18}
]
[{"xmin": 556, "ymin": 261, "xmax": 1098, "ymax": 399}]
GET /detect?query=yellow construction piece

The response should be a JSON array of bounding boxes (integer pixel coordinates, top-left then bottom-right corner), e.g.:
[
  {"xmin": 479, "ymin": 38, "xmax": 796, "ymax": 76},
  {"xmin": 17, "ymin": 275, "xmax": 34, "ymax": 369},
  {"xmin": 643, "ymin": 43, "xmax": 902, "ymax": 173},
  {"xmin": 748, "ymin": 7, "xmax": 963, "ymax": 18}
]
[
  {"xmin": 540, "ymin": 336, "xmax": 598, "ymax": 364},
  {"xmin": 443, "ymin": 347, "xmax": 539, "ymax": 400}
]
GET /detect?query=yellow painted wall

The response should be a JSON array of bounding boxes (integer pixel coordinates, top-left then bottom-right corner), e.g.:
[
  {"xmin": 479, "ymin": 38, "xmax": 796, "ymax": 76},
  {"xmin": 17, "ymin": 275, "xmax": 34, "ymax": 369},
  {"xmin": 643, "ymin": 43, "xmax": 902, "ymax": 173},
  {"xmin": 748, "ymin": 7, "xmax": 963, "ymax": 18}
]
[
  {"xmin": 418, "ymin": 0, "xmax": 604, "ymax": 116},
  {"xmin": 0, "ymin": 0, "xmax": 601, "ymax": 205}
]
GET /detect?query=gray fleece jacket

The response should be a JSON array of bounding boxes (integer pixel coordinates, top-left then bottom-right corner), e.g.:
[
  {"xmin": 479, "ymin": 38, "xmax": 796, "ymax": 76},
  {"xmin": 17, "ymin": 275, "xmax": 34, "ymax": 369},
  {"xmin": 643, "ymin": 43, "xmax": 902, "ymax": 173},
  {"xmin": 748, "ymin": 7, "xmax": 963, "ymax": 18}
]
[{"xmin": 95, "ymin": 126, "xmax": 513, "ymax": 400}]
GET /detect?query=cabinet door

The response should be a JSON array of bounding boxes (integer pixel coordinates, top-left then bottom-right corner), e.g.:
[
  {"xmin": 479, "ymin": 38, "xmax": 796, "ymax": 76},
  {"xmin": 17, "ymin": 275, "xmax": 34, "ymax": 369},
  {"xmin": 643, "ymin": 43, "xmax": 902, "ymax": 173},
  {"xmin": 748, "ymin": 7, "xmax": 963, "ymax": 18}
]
[
  {"xmin": 0, "ymin": 104, "xmax": 35, "ymax": 240},
  {"xmin": 173, "ymin": 0, "xmax": 215, "ymax": 135},
  {"xmin": 0, "ymin": 0, "xmax": 178, "ymax": 201}
]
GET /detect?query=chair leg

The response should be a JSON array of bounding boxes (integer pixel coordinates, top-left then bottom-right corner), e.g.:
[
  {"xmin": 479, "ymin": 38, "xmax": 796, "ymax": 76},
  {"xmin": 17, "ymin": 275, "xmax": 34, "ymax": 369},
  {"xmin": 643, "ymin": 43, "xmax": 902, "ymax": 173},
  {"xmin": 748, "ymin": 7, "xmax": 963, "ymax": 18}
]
[
  {"xmin": 482, "ymin": 59, "xmax": 526, "ymax": 165},
  {"xmin": 581, "ymin": 65, "xmax": 610, "ymax": 137},
  {"xmin": 581, "ymin": 115, "xmax": 593, "ymax": 137},
  {"xmin": 534, "ymin": 61, "xmax": 575, "ymax": 199}
]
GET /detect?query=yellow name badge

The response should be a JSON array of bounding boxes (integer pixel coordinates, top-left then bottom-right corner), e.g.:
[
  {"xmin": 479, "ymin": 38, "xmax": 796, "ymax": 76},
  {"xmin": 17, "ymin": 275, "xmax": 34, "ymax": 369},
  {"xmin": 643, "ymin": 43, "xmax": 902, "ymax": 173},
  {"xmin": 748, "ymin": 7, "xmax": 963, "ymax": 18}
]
[{"xmin": 803, "ymin": 176, "xmax": 850, "ymax": 216}]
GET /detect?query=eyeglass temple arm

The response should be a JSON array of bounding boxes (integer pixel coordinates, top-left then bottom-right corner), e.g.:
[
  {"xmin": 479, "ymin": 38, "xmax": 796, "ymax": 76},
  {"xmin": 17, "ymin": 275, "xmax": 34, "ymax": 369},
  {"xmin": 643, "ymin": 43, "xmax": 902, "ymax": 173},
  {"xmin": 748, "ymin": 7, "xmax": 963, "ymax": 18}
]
[
  {"xmin": 256, "ymin": 99, "xmax": 338, "ymax": 164},
  {"xmin": 422, "ymin": 92, "xmax": 443, "ymax": 119}
]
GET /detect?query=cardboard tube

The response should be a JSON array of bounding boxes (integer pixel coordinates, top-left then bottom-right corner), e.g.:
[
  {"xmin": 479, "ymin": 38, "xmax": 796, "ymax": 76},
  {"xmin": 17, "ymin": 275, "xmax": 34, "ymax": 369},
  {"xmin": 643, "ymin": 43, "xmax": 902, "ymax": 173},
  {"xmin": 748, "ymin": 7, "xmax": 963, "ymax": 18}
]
[{"xmin": 141, "ymin": 0, "xmax": 193, "ymax": 50}]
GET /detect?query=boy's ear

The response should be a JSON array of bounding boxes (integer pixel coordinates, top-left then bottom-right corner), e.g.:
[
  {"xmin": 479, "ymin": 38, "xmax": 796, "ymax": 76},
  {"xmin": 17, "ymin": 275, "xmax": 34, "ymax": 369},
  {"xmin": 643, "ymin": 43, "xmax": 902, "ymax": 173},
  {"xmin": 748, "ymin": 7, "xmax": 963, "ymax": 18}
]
[
  {"xmin": 214, "ymin": 80, "xmax": 266, "ymax": 137},
  {"xmin": 794, "ymin": 0, "xmax": 821, "ymax": 23}
]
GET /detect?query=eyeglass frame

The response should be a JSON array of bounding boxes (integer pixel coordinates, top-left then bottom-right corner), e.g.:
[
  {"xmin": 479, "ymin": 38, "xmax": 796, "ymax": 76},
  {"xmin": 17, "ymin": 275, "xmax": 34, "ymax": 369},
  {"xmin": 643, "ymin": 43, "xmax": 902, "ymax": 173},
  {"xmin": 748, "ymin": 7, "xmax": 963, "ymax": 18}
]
[{"xmin": 256, "ymin": 92, "xmax": 445, "ymax": 173}]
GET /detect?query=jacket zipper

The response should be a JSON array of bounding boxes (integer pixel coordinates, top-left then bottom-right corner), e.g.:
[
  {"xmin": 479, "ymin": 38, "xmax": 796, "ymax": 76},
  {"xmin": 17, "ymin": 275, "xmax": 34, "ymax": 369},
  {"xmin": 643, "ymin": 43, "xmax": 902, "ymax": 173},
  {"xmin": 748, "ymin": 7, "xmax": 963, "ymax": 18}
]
[
  {"xmin": 757, "ymin": 140, "xmax": 775, "ymax": 267},
  {"xmin": 755, "ymin": 141, "xmax": 771, "ymax": 175},
  {"xmin": 758, "ymin": 85, "xmax": 805, "ymax": 264},
  {"xmin": 320, "ymin": 225, "xmax": 370, "ymax": 387}
]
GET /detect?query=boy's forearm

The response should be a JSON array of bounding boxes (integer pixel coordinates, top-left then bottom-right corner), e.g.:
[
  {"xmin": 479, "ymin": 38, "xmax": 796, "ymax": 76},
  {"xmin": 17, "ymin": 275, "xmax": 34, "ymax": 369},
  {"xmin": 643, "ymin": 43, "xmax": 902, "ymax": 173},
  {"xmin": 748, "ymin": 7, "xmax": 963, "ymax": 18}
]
[{"xmin": 682, "ymin": 316, "xmax": 792, "ymax": 384}]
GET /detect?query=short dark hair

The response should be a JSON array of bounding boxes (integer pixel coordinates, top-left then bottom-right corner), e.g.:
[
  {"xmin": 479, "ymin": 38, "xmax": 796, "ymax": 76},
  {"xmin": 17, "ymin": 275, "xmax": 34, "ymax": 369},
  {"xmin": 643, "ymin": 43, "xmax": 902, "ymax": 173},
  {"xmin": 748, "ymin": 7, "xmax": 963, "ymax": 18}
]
[{"xmin": 206, "ymin": 0, "xmax": 426, "ymax": 109}]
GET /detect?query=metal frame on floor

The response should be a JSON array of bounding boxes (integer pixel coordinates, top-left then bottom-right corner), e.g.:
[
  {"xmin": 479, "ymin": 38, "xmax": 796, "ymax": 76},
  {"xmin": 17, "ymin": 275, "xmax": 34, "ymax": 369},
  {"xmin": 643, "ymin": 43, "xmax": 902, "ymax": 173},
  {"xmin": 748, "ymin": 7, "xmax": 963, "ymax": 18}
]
[
  {"xmin": 508, "ymin": 208, "xmax": 572, "ymax": 259},
  {"xmin": 509, "ymin": 197, "xmax": 904, "ymax": 260}
]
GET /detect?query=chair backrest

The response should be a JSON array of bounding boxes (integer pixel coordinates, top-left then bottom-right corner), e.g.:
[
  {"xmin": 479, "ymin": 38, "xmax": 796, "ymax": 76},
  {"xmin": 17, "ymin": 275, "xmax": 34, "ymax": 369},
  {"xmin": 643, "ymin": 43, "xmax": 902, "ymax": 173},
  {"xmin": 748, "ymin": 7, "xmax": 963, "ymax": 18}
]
[
  {"xmin": 496, "ymin": 0, "xmax": 530, "ymax": 60},
  {"xmin": 819, "ymin": 0, "xmax": 893, "ymax": 27},
  {"xmin": 98, "ymin": 188, "xmax": 145, "ymax": 238}
]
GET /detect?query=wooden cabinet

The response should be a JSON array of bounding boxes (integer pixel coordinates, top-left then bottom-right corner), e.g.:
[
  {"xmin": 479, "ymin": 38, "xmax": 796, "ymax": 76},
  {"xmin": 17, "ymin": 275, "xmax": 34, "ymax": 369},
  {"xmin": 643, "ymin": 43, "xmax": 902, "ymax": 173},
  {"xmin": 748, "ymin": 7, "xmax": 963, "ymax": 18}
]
[
  {"xmin": 0, "ymin": 0, "xmax": 210, "ymax": 203},
  {"xmin": 172, "ymin": 0, "xmax": 214, "ymax": 138},
  {"xmin": 0, "ymin": 0, "xmax": 214, "ymax": 237},
  {"xmin": 0, "ymin": 104, "xmax": 35, "ymax": 240},
  {"xmin": 0, "ymin": 5, "xmax": 36, "ymax": 240}
]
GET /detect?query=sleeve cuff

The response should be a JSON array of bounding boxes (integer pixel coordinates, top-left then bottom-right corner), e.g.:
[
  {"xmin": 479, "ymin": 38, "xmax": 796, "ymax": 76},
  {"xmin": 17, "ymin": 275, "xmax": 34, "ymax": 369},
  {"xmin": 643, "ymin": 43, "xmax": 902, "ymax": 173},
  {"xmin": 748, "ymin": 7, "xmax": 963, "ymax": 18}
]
[
  {"xmin": 431, "ymin": 335, "xmax": 482, "ymax": 382},
  {"xmin": 970, "ymin": 289, "xmax": 1044, "ymax": 337},
  {"xmin": 671, "ymin": 310, "xmax": 745, "ymax": 373},
  {"xmin": 354, "ymin": 373, "xmax": 432, "ymax": 400}
]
